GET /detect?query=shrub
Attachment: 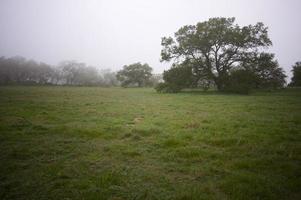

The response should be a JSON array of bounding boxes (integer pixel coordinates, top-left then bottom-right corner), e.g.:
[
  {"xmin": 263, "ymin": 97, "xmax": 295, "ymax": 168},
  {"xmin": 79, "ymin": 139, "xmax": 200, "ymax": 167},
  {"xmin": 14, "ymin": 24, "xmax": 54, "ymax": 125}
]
[
  {"xmin": 154, "ymin": 82, "xmax": 182, "ymax": 93},
  {"xmin": 155, "ymin": 63, "xmax": 193, "ymax": 93}
]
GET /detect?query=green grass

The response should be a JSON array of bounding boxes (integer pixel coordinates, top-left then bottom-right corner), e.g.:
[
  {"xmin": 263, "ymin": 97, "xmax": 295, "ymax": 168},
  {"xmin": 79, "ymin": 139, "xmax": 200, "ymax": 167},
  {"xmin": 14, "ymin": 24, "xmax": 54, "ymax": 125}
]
[{"xmin": 0, "ymin": 86, "xmax": 300, "ymax": 200}]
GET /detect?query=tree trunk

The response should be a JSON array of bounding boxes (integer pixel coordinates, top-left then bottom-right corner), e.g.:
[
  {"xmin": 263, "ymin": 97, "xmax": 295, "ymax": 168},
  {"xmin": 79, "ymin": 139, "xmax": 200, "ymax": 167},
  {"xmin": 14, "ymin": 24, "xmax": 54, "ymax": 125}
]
[
  {"xmin": 213, "ymin": 76, "xmax": 222, "ymax": 91},
  {"xmin": 214, "ymin": 73, "xmax": 228, "ymax": 91}
]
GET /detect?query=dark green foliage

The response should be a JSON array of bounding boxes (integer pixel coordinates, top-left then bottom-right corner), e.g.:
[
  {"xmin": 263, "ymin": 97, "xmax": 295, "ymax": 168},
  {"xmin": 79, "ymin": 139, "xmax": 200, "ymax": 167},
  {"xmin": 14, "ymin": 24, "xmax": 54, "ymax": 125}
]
[
  {"xmin": 224, "ymin": 69, "xmax": 257, "ymax": 94},
  {"xmin": 156, "ymin": 64, "xmax": 193, "ymax": 93},
  {"xmin": 160, "ymin": 17, "xmax": 286, "ymax": 92},
  {"xmin": 290, "ymin": 62, "xmax": 301, "ymax": 86},
  {"xmin": 154, "ymin": 82, "xmax": 181, "ymax": 93},
  {"xmin": 242, "ymin": 53, "xmax": 286, "ymax": 89},
  {"xmin": 155, "ymin": 82, "xmax": 169, "ymax": 93},
  {"xmin": 116, "ymin": 62, "xmax": 153, "ymax": 87}
]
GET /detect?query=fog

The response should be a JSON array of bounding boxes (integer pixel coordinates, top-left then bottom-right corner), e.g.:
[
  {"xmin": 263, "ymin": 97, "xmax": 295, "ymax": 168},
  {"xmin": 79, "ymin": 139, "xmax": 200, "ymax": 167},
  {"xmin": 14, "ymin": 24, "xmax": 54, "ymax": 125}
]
[{"xmin": 0, "ymin": 0, "xmax": 300, "ymax": 77}]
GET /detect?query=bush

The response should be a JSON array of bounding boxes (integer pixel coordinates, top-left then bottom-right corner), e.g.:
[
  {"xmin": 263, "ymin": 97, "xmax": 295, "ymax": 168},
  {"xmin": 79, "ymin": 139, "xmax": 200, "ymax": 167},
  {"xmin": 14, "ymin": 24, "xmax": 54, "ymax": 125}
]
[
  {"xmin": 154, "ymin": 82, "xmax": 182, "ymax": 93},
  {"xmin": 155, "ymin": 64, "xmax": 193, "ymax": 93}
]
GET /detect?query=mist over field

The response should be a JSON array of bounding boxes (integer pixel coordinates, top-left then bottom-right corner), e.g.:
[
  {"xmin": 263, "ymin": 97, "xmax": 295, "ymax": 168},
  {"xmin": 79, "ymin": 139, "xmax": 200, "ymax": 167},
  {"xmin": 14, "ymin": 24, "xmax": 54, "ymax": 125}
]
[{"xmin": 0, "ymin": 0, "xmax": 301, "ymax": 77}]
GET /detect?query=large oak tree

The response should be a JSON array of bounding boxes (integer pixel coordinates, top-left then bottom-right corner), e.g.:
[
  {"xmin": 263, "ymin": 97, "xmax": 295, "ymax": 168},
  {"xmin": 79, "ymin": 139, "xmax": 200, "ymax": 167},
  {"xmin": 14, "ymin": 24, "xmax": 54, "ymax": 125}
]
[{"xmin": 160, "ymin": 17, "xmax": 274, "ymax": 90}]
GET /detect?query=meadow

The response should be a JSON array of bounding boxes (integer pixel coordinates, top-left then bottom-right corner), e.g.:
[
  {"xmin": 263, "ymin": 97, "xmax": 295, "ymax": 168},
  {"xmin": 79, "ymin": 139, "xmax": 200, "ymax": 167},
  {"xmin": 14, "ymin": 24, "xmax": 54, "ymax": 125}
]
[{"xmin": 0, "ymin": 86, "xmax": 300, "ymax": 200}]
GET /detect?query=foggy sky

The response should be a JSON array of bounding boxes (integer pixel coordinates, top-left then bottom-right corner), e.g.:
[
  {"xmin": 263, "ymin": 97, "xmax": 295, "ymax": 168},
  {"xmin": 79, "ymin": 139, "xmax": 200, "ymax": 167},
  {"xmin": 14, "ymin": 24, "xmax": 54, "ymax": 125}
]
[{"xmin": 0, "ymin": 0, "xmax": 300, "ymax": 78}]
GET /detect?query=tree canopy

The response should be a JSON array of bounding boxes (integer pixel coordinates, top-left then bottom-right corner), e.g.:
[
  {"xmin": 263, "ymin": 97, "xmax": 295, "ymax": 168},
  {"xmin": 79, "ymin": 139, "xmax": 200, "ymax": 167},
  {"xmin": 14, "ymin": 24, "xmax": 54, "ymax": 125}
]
[
  {"xmin": 160, "ymin": 17, "xmax": 286, "ymax": 92},
  {"xmin": 116, "ymin": 63, "xmax": 153, "ymax": 87},
  {"xmin": 241, "ymin": 53, "xmax": 286, "ymax": 89}
]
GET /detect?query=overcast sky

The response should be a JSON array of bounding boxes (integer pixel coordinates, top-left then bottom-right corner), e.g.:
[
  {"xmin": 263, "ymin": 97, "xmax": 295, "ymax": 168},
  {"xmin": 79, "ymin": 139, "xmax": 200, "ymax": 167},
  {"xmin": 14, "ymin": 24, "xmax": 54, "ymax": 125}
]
[{"xmin": 0, "ymin": 0, "xmax": 300, "ymax": 78}]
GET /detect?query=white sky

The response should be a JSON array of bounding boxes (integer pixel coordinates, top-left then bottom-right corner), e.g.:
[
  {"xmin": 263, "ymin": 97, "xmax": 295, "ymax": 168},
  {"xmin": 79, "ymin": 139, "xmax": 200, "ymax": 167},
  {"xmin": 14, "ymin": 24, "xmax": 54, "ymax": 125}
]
[{"xmin": 0, "ymin": 0, "xmax": 300, "ymax": 78}]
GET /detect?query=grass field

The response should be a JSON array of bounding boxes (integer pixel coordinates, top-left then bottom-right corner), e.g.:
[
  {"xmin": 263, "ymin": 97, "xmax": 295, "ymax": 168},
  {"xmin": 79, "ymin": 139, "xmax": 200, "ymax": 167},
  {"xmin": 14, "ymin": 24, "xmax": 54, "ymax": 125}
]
[{"xmin": 0, "ymin": 86, "xmax": 300, "ymax": 200}]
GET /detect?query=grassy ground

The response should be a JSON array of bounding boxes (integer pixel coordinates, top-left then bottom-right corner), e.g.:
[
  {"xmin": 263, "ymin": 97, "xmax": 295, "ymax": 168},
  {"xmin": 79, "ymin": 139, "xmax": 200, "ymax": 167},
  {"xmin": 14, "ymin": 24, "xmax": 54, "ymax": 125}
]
[{"xmin": 0, "ymin": 86, "xmax": 300, "ymax": 200}]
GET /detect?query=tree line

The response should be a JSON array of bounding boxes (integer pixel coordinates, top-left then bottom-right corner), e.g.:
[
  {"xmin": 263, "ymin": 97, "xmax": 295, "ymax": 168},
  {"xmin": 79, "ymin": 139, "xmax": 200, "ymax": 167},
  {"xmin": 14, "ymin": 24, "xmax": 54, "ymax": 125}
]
[
  {"xmin": 0, "ymin": 56, "xmax": 163, "ymax": 87},
  {"xmin": 1, "ymin": 17, "xmax": 300, "ymax": 92},
  {"xmin": 0, "ymin": 56, "xmax": 119, "ymax": 86}
]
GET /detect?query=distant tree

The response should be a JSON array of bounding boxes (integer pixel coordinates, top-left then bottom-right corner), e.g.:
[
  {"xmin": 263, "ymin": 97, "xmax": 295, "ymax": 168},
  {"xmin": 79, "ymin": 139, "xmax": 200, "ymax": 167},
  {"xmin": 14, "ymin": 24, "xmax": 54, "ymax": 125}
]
[
  {"xmin": 34, "ymin": 62, "xmax": 54, "ymax": 84},
  {"xmin": 0, "ymin": 56, "xmax": 55, "ymax": 85},
  {"xmin": 116, "ymin": 63, "xmax": 152, "ymax": 87},
  {"xmin": 100, "ymin": 69, "xmax": 120, "ymax": 86},
  {"xmin": 7, "ymin": 56, "xmax": 28, "ymax": 83},
  {"xmin": 78, "ymin": 66, "xmax": 99, "ymax": 85},
  {"xmin": 161, "ymin": 17, "xmax": 274, "ymax": 91},
  {"xmin": 59, "ymin": 61, "xmax": 100, "ymax": 85},
  {"xmin": 290, "ymin": 62, "xmax": 301, "ymax": 86},
  {"xmin": 59, "ymin": 61, "xmax": 83, "ymax": 85},
  {"xmin": 49, "ymin": 67, "xmax": 62, "ymax": 85}
]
